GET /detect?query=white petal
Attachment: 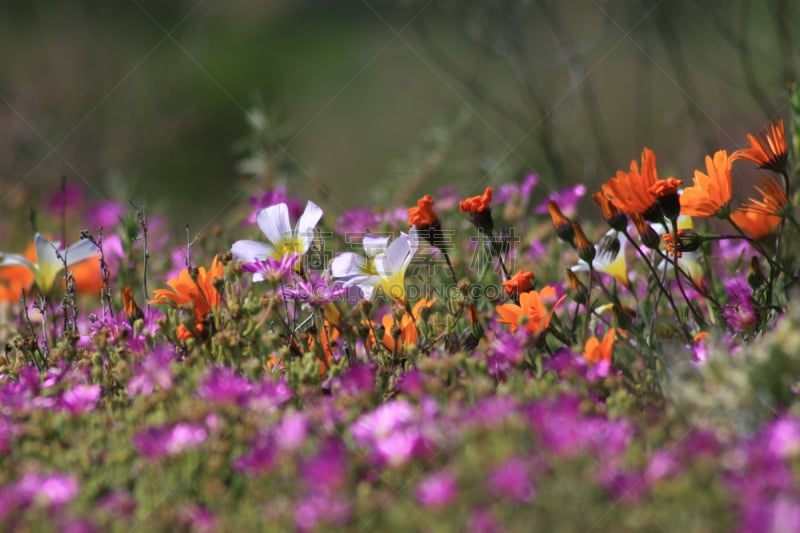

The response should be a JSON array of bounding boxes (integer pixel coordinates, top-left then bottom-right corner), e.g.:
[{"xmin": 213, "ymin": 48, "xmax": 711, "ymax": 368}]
[
  {"xmin": 380, "ymin": 233, "xmax": 410, "ymax": 275},
  {"xmin": 257, "ymin": 203, "xmax": 291, "ymax": 246},
  {"xmin": 296, "ymin": 200, "xmax": 323, "ymax": 235},
  {"xmin": 330, "ymin": 252, "xmax": 367, "ymax": 278},
  {"xmin": 34, "ymin": 233, "xmax": 59, "ymax": 270},
  {"xmin": 0, "ymin": 253, "xmax": 35, "ymax": 270},
  {"xmin": 362, "ymin": 234, "xmax": 389, "ymax": 257},
  {"xmin": 232, "ymin": 240, "xmax": 274, "ymax": 264},
  {"xmin": 64, "ymin": 239, "xmax": 99, "ymax": 266}
]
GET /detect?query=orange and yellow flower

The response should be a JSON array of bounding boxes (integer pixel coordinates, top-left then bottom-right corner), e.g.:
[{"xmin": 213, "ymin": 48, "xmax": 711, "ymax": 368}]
[
  {"xmin": 739, "ymin": 177, "xmax": 789, "ymax": 218},
  {"xmin": 733, "ymin": 119, "xmax": 788, "ymax": 174},
  {"xmin": 601, "ymin": 148, "xmax": 659, "ymax": 216},
  {"xmin": 407, "ymin": 194, "xmax": 438, "ymax": 228},
  {"xmin": 495, "ymin": 286, "xmax": 565, "ymax": 335},
  {"xmin": 729, "ymin": 208, "xmax": 780, "ymax": 240},
  {"xmin": 583, "ymin": 328, "xmax": 616, "ymax": 366},
  {"xmin": 680, "ymin": 150, "xmax": 734, "ymax": 218},
  {"xmin": 150, "ymin": 256, "xmax": 224, "ymax": 340}
]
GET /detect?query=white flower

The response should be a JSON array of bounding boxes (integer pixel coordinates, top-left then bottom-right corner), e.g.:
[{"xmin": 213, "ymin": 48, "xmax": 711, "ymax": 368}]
[
  {"xmin": 571, "ymin": 229, "xmax": 629, "ymax": 288},
  {"xmin": 331, "ymin": 227, "xmax": 419, "ymax": 301},
  {"xmin": 232, "ymin": 200, "xmax": 323, "ymax": 282},
  {"xmin": 0, "ymin": 233, "xmax": 98, "ymax": 295},
  {"xmin": 330, "ymin": 233, "xmax": 390, "ymax": 300}
]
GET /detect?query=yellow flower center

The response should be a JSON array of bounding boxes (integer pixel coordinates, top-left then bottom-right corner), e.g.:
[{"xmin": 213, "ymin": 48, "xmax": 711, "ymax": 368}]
[{"xmin": 271, "ymin": 236, "xmax": 305, "ymax": 259}]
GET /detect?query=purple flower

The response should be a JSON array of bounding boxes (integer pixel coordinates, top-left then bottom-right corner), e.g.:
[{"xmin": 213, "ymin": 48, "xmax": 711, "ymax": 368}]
[
  {"xmin": 765, "ymin": 418, "xmax": 800, "ymax": 459},
  {"xmin": 247, "ymin": 377, "xmax": 293, "ymax": 413},
  {"xmin": 232, "ymin": 436, "xmax": 276, "ymax": 476},
  {"xmin": 59, "ymin": 384, "xmax": 101, "ymax": 414},
  {"xmin": 282, "ymin": 274, "xmax": 346, "ymax": 306},
  {"xmin": 196, "ymin": 367, "xmax": 252, "ymax": 406},
  {"xmin": 247, "ymin": 186, "xmax": 303, "ymax": 224},
  {"xmin": 336, "ymin": 208, "xmax": 382, "ymax": 237},
  {"xmin": 133, "ymin": 422, "xmax": 207, "ymax": 459},
  {"xmin": 127, "ymin": 348, "xmax": 174, "ymax": 397},
  {"xmin": 487, "ymin": 458, "xmax": 535, "ymax": 502},
  {"xmin": 13, "ymin": 471, "xmax": 79, "ymax": 508},
  {"xmin": 294, "ymin": 493, "xmax": 351, "ymax": 532},
  {"xmin": 273, "ymin": 411, "xmax": 309, "ymax": 451},
  {"xmin": 722, "ymin": 279, "xmax": 757, "ymax": 332},
  {"xmin": 241, "ymin": 253, "xmax": 299, "ymax": 284},
  {"xmin": 469, "ymin": 508, "xmax": 502, "ymax": 533},
  {"xmin": 301, "ymin": 437, "xmax": 347, "ymax": 491},
  {"xmin": 86, "ymin": 200, "xmax": 125, "ymax": 230},
  {"xmin": 533, "ymin": 184, "xmax": 586, "ymax": 217},
  {"xmin": 47, "ymin": 182, "xmax": 84, "ymax": 212},
  {"xmin": 325, "ymin": 364, "xmax": 375, "ymax": 397},
  {"xmin": 178, "ymin": 504, "xmax": 216, "ymax": 533},
  {"xmin": 415, "ymin": 470, "xmax": 457, "ymax": 509},
  {"xmin": 350, "ymin": 400, "xmax": 424, "ymax": 467},
  {"xmin": 644, "ymin": 450, "xmax": 682, "ymax": 486}
]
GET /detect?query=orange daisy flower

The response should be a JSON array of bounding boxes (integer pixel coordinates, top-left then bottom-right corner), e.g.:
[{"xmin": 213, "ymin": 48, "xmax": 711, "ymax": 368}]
[
  {"xmin": 733, "ymin": 119, "xmax": 788, "ymax": 174},
  {"xmin": 601, "ymin": 148, "xmax": 660, "ymax": 217},
  {"xmin": 583, "ymin": 328, "xmax": 616, "ymax": 366},
  {"xmin": 459, "ymin": 187, "xmax": 493, "ymax": 215},
  {"xmin": 407, "ymin": 194, "xmax": 438, "ymax": 228},
  {"xmin": 648, "ymin": 177, "xmax": 683, "ymax": 198},
  {"xmin": 740, "ymin": 177, "xmax": 790, "ymax": 218},
  {"xmin": 729, "ymin": 208, "xmax": 780, "ymax": 240},
  {"xmin": 150, "ymin": 256, "xmax": 224, "ymax": 340},
  {"xmin": 680, "ymin": 150, "xmax": 734, "ymax": 218},
  {"xmin": 502, "ymin": 269, "xmax": 535, "ymax": 297},
  {"xmin": 495, "ymin": 286, "xmax": 565, "ymax": 335},
  {"xmin": 382, "ymin": 298, "xmax": 435, "ymax": 351}
]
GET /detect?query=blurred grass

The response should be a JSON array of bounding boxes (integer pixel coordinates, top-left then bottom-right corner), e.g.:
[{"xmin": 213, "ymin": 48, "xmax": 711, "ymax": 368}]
[{"xmin": 0, "ymin": 0, "xmax": 796, "ymax": 232}]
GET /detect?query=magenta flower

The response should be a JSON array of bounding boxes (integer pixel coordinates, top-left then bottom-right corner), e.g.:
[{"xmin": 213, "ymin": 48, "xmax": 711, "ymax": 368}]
[
  {"xmin": 301, "ymin": 437, "xmax": 347, "ymax": 491},
  {"xmin": 133, "ymin": 422, "xmax": 207, "ymax": 459},
  {"xmin": 336, "ymin": 208, "xmax": 382, "ymax": 237},
  {"xmin": 533, "ymin": 184, "xmax": 586, "ymax": 217},
  {"xmin": 13, "ymin": 471, "xmax": 79, "ymax": 508},
  {"xmin": 241, "ymin": 253, "xmax": 299, "ymax": 284},
  {"xmin": 59, "ymin": 384, "xmax": 101, "ymax": 414},
  {"xmin": 350, "ymin": 400, "xmax": 423, "ymax": 467},
  {"xmin": 282, "ymin": 274, "xmax": 346, "ymax": 307},
  {"xmin": 294, "ymin": 493, "xmax": 351, "ymax": 532},
  {"xmin": 196, "ymin": 367, "xmax": 252, "ymax": 406},
  {"xmin": 247, "ymin": 377, "xmax": 293, "ymax": 413},
  {"xmin": 487, "ymin": 458, "xmax": 535, "ymax": 502},
  {"xmin": 273, "ymin": 411, "xmax": 309, "ymax": 451},
  {"xmin": 232, "ymin": 435, "xmax": 276, "ymax": 476},
  {"xmin": 415, "ymin": 470, "xmax": 457, "ymax": 509},
  {"xmin": 127, "ymin": 348, "xmax": 174, "ymax": 397}
]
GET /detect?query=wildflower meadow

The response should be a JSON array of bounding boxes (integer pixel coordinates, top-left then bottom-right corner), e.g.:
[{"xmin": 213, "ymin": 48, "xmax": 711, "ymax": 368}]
[{"xmin": 3, "ymin": 14, "xmax": 800, "ymax": 531}]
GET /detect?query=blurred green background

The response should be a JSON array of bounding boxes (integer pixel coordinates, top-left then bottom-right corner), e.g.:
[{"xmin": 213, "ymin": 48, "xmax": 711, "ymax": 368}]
[{"xmin": 0, "ymin": 0, "xmax": 797, "ymax": 230}]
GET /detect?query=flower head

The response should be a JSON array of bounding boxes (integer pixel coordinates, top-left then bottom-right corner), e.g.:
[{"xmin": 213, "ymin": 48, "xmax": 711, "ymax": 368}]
[
  {"xmin": 601, "ymin": 148, "xmax": 660, "ymax": 218},
  {"xmin": 0, "ymin": 233, "xmax": 99, "ymax": 296},
  {"xmin": 496, "ymin": 286, "xmax": 565, "ymax": 335},
  {"xmin": 382, "ymin": 298, "xmax": 435, "ymax": 351},
  {"xmin": 583, "ymin": 328, "xmax": 616, "ymax": 366},
  {"xmin": 502, "ymin": 269, "xmax": 535, "ymax": 297},
  {"xmin": 407, "ymin": 195, "xmax": 438, "ymax": 228},
  {"xmin": 733, "ymin": 119, "xmax": 788, "ymax": 174},
  {"xmin": 351, "ymin": 228, "xmax": 419, "ymax": 301},
  {"xmin": 149, "ymin": 256, "xmax": 224, "ymax": 340},
  {"xmin": 680, "ymin": 150, "xmax": 734, "ymax": 218},
  {"xmin": 740, "ymin": 177, "xmax": 790, "ymax": 218},
  {"xmin": 459, "ymin": 186, "xmax": 493, "ymax": 215},
  {"xmin": 729, "ymin": 208, "xmax": 781, "ymax": 240},
  {"xmin": 232, "ymin": 200, "xmax": 323, "ymax": 280},
  {"xmin": 330, "ymin": 233, "xmax": 390, "ymax": 300}
]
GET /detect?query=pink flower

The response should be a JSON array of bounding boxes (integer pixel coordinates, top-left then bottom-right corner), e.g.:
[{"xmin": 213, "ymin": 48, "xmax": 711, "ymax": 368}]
[
  {"xmin": 133, "ymin": 423, "xmax": 207, "ymax": 459},
  {"xmin": 59, "ymin": 384, "xmax": 101, "ymax": 414},
  {"xmin": 415, "ymin": 470, "xmax": 457, "ymax": 509}
]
